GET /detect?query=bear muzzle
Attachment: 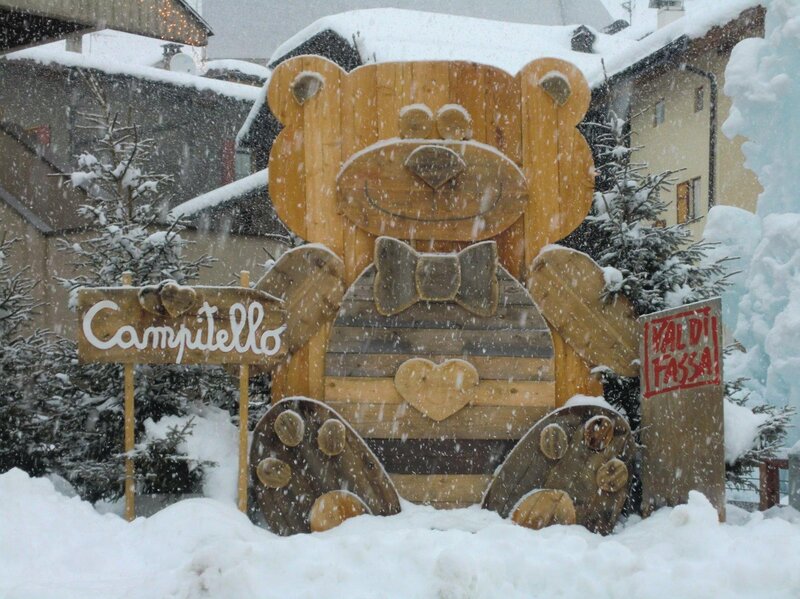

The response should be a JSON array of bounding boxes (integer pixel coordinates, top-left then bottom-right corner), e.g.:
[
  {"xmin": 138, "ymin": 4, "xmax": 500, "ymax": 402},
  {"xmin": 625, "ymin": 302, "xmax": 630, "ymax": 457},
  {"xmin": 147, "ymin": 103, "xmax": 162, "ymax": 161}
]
[{"xmin": 336, "ymin": 139, "xmax": 528, "ymax": 241}]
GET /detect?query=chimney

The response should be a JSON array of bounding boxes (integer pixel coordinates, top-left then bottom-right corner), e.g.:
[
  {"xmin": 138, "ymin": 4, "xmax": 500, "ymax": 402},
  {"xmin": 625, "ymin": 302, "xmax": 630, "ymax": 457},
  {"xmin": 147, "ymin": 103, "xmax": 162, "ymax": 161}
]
[{"xmin": 571, "ymin": 25, "xmax": 596, "ymax": 53}]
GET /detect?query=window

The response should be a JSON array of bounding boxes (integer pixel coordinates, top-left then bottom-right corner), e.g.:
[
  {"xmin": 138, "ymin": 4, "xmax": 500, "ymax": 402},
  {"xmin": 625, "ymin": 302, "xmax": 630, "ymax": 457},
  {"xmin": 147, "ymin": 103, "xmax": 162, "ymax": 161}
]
[
  {"xmin": 234, "ymin": 148, "xmax": 252, "ymax": 179},
  {"xmin": 694, "ymin": 86, "xmax": 705, "ymax": 112},
  {"xmin": 677, "ymin": 177, "xmax": 701, "ymax": 223},
  {"xmin": 654, "ymin": 98, "xmax": 665, "ymax": 126}
]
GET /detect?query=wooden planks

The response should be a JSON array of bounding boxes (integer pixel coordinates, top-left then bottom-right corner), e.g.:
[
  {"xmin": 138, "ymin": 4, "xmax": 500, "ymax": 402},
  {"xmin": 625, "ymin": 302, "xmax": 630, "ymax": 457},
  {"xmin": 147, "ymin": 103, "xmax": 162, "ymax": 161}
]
[
  {"xmin": 325, "ymin": 377, "xmax": 554, "ymax": 408},
  {"xmin": 528, "ymin": 247, "xmax": 639, "ymax": 377},
  {"xmin": 552, "ymin": 331, "xmax": 604, "ymax": 407},
  {"xmin": 367, "ymin": 438, "xmax": 514, "ymax": 475},
  {"xmin": 517, "ymin": 58, "xmax": 594, "ymax": 264},
  {"xmin": 326, "ymin": 353, "xmax": 553, "ymax": 381},
  {"xmin": 323, "ymin": 402, "xmax": 549, "ymax": 441},
  {"xmin": 329, "ymin": 265, "xmax": 552, "ymax": 358},
  {"xmin": 639, "ymin": 299, "xmax": 726, "ymax": 520},
  {"xmin": 324, "ymin": 254, "xmax": 556, "ymax": 504},
  {"xmin": 267, "ymin": 56, "xmax": 350, "ymax": 400},
  {"xmin": 255, "ymin": 245, "xmax": 345, "ymax": 353},
  {"xmin": 391, "ymin": 474, "xmax": 491, "ymax": 507},
  {"xmin": 327, "ymin": 326, "xmax": 551, "ymax": 357}
]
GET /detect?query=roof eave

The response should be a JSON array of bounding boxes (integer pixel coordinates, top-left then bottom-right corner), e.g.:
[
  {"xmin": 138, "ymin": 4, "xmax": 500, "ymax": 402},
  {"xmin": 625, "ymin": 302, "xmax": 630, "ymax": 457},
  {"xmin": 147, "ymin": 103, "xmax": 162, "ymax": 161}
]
[{"xmin": 602, "ymin": 35, "xmax": 690, "ymax": 89}]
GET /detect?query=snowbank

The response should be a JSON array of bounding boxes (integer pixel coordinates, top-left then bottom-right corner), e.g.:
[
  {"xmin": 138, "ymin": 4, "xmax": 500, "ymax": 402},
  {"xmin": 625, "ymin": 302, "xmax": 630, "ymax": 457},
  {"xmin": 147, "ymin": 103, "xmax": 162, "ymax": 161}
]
[
  {"xmin": 704, "ymin": 0, "xmax": 800, "ymax": 443},
  {"xmin": 1, "ymin": 469, "xmax": 799, "ymax": 599},
  {"xmin": 702, "ymin": 205, "xmax": 762, "ymax": 328}
]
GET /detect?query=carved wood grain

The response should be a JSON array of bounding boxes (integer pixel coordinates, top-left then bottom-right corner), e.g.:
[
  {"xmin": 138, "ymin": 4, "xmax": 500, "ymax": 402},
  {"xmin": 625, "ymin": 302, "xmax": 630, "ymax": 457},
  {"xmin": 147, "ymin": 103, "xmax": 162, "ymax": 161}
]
[{"xmin": 528, "ymin": 248, "xmax": 639, "ymax": 377}]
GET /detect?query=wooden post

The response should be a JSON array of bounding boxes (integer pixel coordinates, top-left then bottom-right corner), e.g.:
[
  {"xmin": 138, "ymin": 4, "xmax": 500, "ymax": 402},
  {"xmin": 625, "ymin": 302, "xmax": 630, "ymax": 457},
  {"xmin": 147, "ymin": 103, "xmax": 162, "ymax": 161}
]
[
  {"xmin": 238, "ymin": 270, "xmax": 251, "ymax": 513},
  {"xmin": 121, "ymin": 271, "xmax": 136, "ymax": 522},
  {"xmin": 759, "ymin": 458, "xmax": 787, "ymax": 511},
  {"xmin": 789, "ymin": 453, "xmax": 800, "ymax": 511},
  {"xmin": 639, "ymin": 299, "xmax": 726, "ymax": 520}
]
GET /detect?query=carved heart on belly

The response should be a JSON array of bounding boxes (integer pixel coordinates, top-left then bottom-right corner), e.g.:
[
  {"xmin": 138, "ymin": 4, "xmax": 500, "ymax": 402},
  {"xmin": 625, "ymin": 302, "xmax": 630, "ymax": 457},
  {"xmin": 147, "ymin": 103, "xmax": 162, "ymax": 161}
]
[{"xmin": 394, "ymin": 358, "xmax": 479, "ymax": 421}]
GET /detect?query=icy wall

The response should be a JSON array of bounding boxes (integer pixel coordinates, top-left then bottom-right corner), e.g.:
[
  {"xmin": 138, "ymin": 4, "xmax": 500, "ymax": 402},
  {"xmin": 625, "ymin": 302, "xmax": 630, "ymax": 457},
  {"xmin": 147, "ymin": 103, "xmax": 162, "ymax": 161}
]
[{"xmin": 705, "ymin": 0, "xmax": 800, "ymax": 444}]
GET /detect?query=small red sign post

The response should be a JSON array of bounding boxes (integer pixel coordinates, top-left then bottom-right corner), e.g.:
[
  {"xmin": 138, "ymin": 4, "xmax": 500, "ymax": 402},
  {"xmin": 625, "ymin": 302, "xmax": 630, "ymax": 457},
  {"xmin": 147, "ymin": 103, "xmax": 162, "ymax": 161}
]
[{"xmin": 639, "ymin": 298, "xmax": 726, "ymax": 520}]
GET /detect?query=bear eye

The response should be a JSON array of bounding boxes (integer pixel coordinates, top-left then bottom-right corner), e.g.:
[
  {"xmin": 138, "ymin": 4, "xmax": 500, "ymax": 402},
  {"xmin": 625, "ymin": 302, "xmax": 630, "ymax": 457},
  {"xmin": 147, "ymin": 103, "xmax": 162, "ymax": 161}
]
[
  {"xmin": 436, "ymin": 104, "xmax": 472, "ymax": 141},
  {"xmin": 291, "ymin": 71, "xmax": 324, "ymax": 105},
  {"xmin": 398, "ymin": 104, "xmax": 434, "ymax": 139}
]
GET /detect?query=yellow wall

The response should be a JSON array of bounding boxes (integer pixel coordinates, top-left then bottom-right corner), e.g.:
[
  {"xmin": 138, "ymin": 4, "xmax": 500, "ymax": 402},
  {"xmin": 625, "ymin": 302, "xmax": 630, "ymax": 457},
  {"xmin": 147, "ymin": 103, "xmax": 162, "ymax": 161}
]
[{"xmin": 628, "ymin": 49, "xmax": 761, "ymax": 239}]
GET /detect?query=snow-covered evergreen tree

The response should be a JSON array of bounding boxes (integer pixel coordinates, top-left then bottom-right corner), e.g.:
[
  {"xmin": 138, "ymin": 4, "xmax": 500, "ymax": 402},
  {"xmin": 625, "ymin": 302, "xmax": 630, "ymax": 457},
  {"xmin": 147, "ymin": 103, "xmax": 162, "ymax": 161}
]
[
  {"xmin": 587, "ymin": 114, "xmax": 730, "ymax": 314},
  {"xmin": 0, "ymin": 235, "xmax": 76, "ymax": 479},
  {"xmin": 52, "ymin": 72, "xmax": 238, "ymax": 502},
  {"xmin": 0, "ymin": 236, "xmax": 49, "ymax": 474},
  {"xmin": 583, "ymin": 113, "xmax": 791, "ymax": 489}
]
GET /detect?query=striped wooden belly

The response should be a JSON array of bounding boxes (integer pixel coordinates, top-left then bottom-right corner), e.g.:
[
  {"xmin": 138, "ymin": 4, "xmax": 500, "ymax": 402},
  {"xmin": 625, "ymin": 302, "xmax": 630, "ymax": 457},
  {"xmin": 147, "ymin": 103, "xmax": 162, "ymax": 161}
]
[{"xmin": 324, "ymin": 264, "xmax": 555, "ymax": 508}]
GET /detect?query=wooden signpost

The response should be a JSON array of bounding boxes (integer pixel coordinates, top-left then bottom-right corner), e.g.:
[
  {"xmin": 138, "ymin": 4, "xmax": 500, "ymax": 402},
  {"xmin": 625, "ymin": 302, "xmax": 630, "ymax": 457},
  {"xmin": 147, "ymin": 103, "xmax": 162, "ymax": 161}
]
[
  {"xmin": 639, "ymin": 298, "xmax": 726, "ymax": 520},
  {"xmin": 76, "ymin": 276, "xmax": 287, "ymax": 520}
]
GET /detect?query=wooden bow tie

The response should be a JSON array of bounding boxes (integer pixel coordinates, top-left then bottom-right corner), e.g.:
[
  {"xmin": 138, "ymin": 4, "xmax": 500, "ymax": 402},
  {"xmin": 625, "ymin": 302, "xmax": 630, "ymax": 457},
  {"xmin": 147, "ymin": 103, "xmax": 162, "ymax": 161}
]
[{"xmin": 373, "ymin": 237, "xmax": 499, "ymax": 317}]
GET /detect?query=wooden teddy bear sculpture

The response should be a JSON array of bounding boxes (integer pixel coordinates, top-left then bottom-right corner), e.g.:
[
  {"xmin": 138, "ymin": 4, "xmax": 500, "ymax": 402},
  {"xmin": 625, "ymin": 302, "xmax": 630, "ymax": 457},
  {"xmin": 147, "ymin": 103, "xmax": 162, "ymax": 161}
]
[{"xmin": 250, "ymin": 55, "xmax": 640, "ymax": 536}]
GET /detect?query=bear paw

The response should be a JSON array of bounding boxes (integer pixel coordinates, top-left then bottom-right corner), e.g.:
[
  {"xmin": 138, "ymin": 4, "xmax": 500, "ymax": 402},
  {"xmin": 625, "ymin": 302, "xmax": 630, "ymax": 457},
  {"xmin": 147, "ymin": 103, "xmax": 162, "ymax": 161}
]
[{"xmin": 250, "ymin": 398, "xmax": 401, "ymax": 535}]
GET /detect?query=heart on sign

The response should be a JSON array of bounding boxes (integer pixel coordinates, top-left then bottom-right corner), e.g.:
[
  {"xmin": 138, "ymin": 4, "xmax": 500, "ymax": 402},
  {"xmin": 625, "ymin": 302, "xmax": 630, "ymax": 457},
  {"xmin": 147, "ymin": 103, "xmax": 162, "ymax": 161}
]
[
  {"xmin": 394, "ymin": 358, "xmax": 479, "ymax": 421},
  {"xmin": 159, "ymin": 282, "xmax": 198, "ymax": 317},
  {"xmin": 138, "ymin": 285, "xmax": 166, "ymax": 315}
]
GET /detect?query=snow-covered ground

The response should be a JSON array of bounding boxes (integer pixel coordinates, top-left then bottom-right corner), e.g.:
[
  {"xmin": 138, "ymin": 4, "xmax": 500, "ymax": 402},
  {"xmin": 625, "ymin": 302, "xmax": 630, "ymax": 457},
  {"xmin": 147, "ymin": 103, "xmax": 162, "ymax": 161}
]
[{"xmin": 0, "ymin": 469, "xmax": 798, "ymax": 599}]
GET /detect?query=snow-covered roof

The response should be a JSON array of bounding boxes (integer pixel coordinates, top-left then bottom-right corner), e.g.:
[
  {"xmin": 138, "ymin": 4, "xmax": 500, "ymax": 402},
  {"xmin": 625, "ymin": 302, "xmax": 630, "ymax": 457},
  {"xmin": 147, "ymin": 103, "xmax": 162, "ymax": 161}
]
[
  {"xmin": 169, "ymin": 169, "xmax": 268, "ymax": 219},
  {"xmin": 203, "ymin": 0, "xmax": 614, "ymax": 62},
  {"xmin": 203, "ymin": 60, "xmax": 271, "ymax": 80},
  {"xmin": 169, "ymin": 168, "xmax": 288, "ymax": 237},
  {"xmin": 6, "ymin": 43, "xmax": 261, "ymax": 103},
  {"xmin": 269, "ymin": 9, "xmax": 632, "ymax": 83},
  {"xmin": 237, "ymin": 2, "xmax": 764, "ymax": 148},
  {"xmin": 236, "ymin": 84, "xmax": 268, "ymax": 147},
  {"xmin": 236, "ymin": 8, "xmax": 635, "ymax": 147},
  {"xmin": 602, "ymin": 0, "xmax": 765, "ymax": 81}
]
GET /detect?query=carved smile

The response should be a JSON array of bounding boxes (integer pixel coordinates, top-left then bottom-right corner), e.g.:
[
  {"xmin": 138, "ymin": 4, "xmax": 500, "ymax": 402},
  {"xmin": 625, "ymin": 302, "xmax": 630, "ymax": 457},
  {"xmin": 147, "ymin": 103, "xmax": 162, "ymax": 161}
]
[{"xmin": 362, "ymin": 179, "xmax": 506, "ymax": 223}]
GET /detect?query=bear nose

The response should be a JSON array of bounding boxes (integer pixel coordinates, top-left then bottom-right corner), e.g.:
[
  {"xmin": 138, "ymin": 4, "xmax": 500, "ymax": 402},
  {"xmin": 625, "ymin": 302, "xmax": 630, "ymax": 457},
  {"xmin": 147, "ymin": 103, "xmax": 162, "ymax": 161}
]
[{"xmin": 404, "ymin": 145, "xmax": 466, "ymax": 189}]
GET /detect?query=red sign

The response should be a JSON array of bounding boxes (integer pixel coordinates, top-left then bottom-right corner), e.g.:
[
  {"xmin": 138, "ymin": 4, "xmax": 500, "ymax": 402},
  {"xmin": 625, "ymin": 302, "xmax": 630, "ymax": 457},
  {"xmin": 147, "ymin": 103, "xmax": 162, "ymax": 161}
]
[{"xmin": 641, "ymin": 299, "xmax": 721, "ymax": 398}]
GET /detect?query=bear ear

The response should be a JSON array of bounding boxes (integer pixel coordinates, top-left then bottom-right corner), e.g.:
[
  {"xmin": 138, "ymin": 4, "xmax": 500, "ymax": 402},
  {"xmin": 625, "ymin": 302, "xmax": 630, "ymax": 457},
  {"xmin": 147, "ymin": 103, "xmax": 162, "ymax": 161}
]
[
  {"xmin": 267, "ymin": 55, "xmax": 348, "ymax": 248},
  {"xmin": 516, "ymin": 58, "xmax": 595, "ymax": 265},
  {"xmin": 516, "ymin": 58, "xmax": 591, "ymax": 126},
  {"xmin": 268, "ymin": 55, "xmax": 346, "ymax": 125}
]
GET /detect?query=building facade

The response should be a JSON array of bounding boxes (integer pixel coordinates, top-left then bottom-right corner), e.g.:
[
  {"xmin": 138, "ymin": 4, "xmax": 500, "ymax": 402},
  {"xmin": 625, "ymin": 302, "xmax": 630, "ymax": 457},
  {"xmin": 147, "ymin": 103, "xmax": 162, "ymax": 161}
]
[{"xmin": 603, "ymin": 5, "xmax": 765, "ymax": 239}]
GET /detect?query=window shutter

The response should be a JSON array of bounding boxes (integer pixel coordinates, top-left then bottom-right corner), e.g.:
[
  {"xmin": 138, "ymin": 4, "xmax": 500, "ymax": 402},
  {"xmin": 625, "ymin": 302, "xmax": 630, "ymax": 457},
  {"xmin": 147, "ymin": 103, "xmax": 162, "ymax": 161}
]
[
  {"xmin": 222, "ymin": 139, "xmax": 236, "ymax": 184},
  {"xmin": 677, "ymin": 181, "xmax": 690, "ymax": 223}
]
